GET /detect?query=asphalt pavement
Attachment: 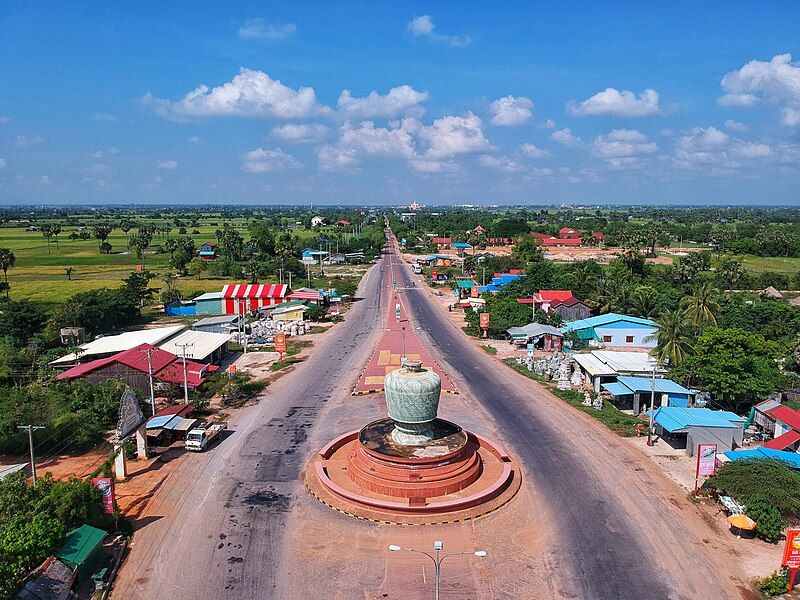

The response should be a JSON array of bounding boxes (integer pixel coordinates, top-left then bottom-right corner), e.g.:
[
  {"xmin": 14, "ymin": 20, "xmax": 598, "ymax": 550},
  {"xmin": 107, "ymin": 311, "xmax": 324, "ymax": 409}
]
[{"xmin": 111, "ymin": 260, "xmax": 386, "ymax": 600}]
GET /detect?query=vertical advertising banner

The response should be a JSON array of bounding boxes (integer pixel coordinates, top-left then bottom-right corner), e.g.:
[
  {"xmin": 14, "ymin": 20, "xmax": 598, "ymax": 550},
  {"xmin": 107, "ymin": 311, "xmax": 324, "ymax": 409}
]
[
  {"xmin": 274, "ymin": 332, "xmax": 287, "ymax": 355},
  {"xmin": 784, "ymin": 529, "xmax": 800, "ymax": 567},
  {"xmin": 479, "ymin": 312, "xmax": 490, "ymax": 330},
  {"xmin": 697, "ymin": 443, "xmax": 717, "ymax": 476},
  {"xmin": 92, "ymin": 477, "xmax": 116, "ymax": 514}
]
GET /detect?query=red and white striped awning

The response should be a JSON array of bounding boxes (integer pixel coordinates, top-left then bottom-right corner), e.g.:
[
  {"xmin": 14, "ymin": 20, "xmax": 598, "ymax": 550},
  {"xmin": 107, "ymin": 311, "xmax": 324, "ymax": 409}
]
[{"xmin": 222, "ymin": 284, "xmax": 288, "ymax": 313}]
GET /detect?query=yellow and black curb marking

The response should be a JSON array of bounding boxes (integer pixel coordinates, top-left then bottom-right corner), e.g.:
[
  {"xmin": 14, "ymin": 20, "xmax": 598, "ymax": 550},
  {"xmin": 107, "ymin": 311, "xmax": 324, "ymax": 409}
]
[{"xmin": 305, "ymin": 481, "xmax": 515, "ymax": 527}]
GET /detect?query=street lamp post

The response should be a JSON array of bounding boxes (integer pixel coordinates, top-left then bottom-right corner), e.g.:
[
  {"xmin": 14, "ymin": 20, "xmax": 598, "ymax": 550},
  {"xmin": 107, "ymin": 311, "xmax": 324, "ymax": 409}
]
[{"xmin": 388, "ymin": 541, "xmax": 486, "ymax": 600}]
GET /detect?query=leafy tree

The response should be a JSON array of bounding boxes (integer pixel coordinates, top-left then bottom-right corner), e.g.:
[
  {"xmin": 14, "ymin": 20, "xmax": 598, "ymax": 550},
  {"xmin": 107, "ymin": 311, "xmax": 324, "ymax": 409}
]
[
  {"xmin": 717, "ymin": 255, "xmax": 744, "ymax": 289},
  {"xmin": 216, "ymin": 224, "xmax": 245, "ymax": 261},
  {"xmin": 491, "ymin": 218, "xmax": 530, "ymax": 238},
  {"xmin": 708, "ymin": 458, "xmax": 800, "ymax": 518},
  {"xmin": 0, "ymin": 248, "xmax": 15, "ymax": 300},
  {"xmin": 92, "ymin": 224, "xmax": 113, "ymax": 250},
  {"xmin": 0, "ymin": 301, "xmax": 47, "ymax": 347},
  {"xmin": 122, "ymin": 270, "xmax": 157, "ymax": 310},
  {"xmin": 677, "ymin": 327, "xmax": 784, "ymax": 412},
  {"xmin": 744, "ymin": 494, "xmax": 787, "ymax": 543},
  {"xmin": 647, "ymin": 309, "xmax": 693, "ymax": 366},
  {"xmin": 681, "ymin": 283, "xmax": 721, "ymax": 326}
]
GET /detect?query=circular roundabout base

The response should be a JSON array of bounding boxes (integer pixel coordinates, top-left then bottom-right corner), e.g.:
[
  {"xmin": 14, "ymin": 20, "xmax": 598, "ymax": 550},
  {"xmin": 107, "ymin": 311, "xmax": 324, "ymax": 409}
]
[{"xmin": 303, "ymin": 425, "xmax": 521, "ymax": 525}]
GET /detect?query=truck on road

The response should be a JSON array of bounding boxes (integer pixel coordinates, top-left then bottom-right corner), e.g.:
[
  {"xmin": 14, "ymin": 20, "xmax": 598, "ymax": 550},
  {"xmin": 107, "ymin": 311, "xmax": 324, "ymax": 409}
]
[{"xmin": 186, "ymin": 422, "xmax": 227, "ymax": 452}]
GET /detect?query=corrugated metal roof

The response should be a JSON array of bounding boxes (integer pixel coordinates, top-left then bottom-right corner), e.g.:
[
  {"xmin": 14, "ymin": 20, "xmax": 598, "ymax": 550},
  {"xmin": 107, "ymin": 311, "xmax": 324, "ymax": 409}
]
[
  {"xmin": 562, "ymin": 312, "xmax": 656, "ymax": 332},
  {"xmin": 647, "ymin": 407, "xmax": 745, "ymax": 433},
  {"xmin": 193, "ymin": 291, "xmax": 224, "ymax": 301},
  {"xmin": 602, "ymin": 382, "xmax": 630, "ymax": 396},
  {"xmin": 772, "ymin": 405, "xmax": 800, "ymax": 432},
  {"xmin": 573, "ymin": 352, "xmax": 617, "ymax": 376},
  {"xmin": 724, "ymin": 448, "xmax": 800, "ymax": 469},
  {"xmin": 764, "ymin": 430, "xmax": 800, "ymax": 450},
  {"xmin": 221, "ymin": 283, "xmax": 288, "ymax": 299},
  {"xmin": 193, "ymin": 314, "xmax": 240, "ymax": 327},
  {"xmin": 158, "ymin": 330, "xmax": 231, "ymax": 360},
  {"xmin": 50, "ymin": 325, "xmax": 186, "ymax": 365},
  {"xmin": 507, "ymin": 323, "xmax": 563, "ymax": 339},
  {"xmin": 615, "ymin": 376, "xmax": 697, "ymax": 395}
]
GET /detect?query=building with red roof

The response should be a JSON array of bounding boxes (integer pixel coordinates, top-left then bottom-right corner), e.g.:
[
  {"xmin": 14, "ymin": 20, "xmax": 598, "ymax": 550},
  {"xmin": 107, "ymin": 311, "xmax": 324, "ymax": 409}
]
[
  {"xmin": 431, "ymin": 237, "xmax": 452, "ymax": 249},
  {"xmin": 531, "ymin": 231, "xmax": 583, "ymax": 247},
  {"xmin": 222, "ymin": 283, "xmax": 288, "ymax": 314},
  {"xmin": 516, "ymin": 290, "xmax": 591, "ymax": 321},
  {"xmin": 56, "ymin": 343, "xmax": 215, "ymax": 397},
  {"xmin": 559, "ymin": 227, "xmax": 582, "ymax": 240},
  {"xmin": 335, "ymin": 219, "xmax": 351, "ymax": 226}
]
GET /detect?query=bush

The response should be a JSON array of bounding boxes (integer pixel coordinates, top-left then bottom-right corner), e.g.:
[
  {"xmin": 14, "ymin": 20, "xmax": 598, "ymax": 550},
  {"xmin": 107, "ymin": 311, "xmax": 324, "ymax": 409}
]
[
  {"xmin": 758, "ymin": 571, "xmax": 789, "ymax": 597},
  {"xmin": 708, "ymin": 459, "xmax": 800, "ymax": 519}
]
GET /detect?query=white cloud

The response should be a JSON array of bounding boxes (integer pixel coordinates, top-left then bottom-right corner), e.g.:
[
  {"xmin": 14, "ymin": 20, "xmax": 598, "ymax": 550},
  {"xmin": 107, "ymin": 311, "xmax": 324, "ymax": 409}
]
[
  {"xmin": 317, "ymin": 120, "xmax": 417, "ymax": 170},
  {"xmin": 519, "ymin": 143, "xmax": 550, "ymax": 158},
  {"xmin": 188, "ymin": 136, "xmax": 203, "ymax": 144},
  {"xmin": 409, "ymin": 159, "xmax": 459, "ymax": 173},
  {"xmin": 538, "ymin": 119, "xmax": 556, "ymax": 129},
  {"xmin": 733, "ymin": 142, "xmax": 773, "ymax": 159},
  {"xmin": 478, "ymin": 154, "xmax": 523, "ymax": 172},
  {"xmin": 142, "ymin": 68, "xmax": 325, "ymax": 120},
  {"xmin": 718, "ymin": 54, "xmax": 800, "ymax": 116},
  {"xmin": 419, "ymin": 112, "xmax": 492, "ymax": 159},
  {"xmin": 592, "ymin": 129, "xmax": 657, "ymax": 158},
  {"xmin": 337, "ymin": 85, "xmax": 428, "ymax": 118},
  {"xmin": 489, "ymin": 95, "xmax": 533, "ymax": 126},
  {"xmin": 242, "ymin": 147, "xmax": 302, "ymax": 173},
  {"xmin": 271, "ymin": 123, "xmax": 329, "ymax": 144},
  {"xmin": 158, "ymin": 160, "xmax": 178, "ymax": 169},
  {"xmin": 672, "ymin": 126, "xmax": 780, "ymax": 170},
  {"xmin": 14, "ymin": 135, "xmax": 42, "ymax": 147},
  {"xmin": 551, "ymin": 128, "xmax": 583, "ymax": 148},
  {"xmin": 724, "ymin": 119, "xmax": 748, "ymax": 132},
  {"xmin": 568, "ymin": 88, "xmax": 662, "ymax": 117},
  {"xmin": 781, "ymin": 107, "xmax": 800, "ymax": 127},
  {"xmin": 91, "ymin": 113, "xmax": 118, "ymax": 122},
  {"xmin": 407, "ymin": 15, "xmax": 471, "ymax": 47},
  {"xmin": 238, "ymin": 19, "xmax": 297, "ymax": 40}
]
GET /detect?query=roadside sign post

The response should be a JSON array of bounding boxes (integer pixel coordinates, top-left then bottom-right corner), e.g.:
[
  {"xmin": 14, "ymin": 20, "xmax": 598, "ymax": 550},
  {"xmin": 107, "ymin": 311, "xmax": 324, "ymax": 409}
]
[
  {"xmin": 479, "ymin": 312, "xmax": 490, "ymax": 339},
  {"xmin": 783, "ymin": 528, "xmax": 800, "ymax": 592},
  {"xmin": 274, "ymin": 332, "xmax": 287, "ymax": 366},
  {"xmin": 694, "ymin": 443, "xmax": 717, "ymax": 495}
]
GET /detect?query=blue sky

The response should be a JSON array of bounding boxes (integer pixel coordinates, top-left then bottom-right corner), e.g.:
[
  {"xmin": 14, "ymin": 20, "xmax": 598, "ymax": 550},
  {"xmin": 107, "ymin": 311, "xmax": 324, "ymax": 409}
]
[{"xmin": 1, "ymin": 1, "xmax": 799, "ymax": 205}]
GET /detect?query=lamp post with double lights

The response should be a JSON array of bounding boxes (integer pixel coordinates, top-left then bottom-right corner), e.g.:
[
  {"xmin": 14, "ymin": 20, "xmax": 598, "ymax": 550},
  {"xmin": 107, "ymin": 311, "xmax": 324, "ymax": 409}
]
[{"xmin": 388, "ymin": 541, "xmax": 486, "ymax": 600}]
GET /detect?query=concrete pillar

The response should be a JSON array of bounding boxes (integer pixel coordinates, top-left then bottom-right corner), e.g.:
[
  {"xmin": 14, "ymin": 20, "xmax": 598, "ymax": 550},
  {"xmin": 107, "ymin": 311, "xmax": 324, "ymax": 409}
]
[
  {"xmin": 135, "ymin": 426, "xmax": 148, "ymax": 460},
  {"xmin": 633, "ymin": 393, "xmax": 640, "ymax": 416},
  {"xmin": 114, "ymin": 443, "xmax": 127, "ymax": 479}
]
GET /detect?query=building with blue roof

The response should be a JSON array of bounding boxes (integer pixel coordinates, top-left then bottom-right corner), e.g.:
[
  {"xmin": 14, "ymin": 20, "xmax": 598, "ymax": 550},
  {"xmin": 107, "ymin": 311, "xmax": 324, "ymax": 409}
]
[
  {"xmin": 646, "ymin": 406, "xmax": 746, "ymax": 456},
  {"xmin": 602, "ymin": 376, "xmax": 699, "ymax": 414},
  {"xmin": 562, "ymin": 312, "xmax": 657, "ymax": 348}
]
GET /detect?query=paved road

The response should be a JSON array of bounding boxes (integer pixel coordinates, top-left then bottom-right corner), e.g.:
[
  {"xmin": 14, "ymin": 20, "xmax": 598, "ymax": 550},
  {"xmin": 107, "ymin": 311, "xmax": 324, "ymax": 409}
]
[
  {"xmin": 386, "ymin": 234, "xmax": 743, "ymax": 599},
  {"xmin": 112, "ymin": 261, "xmax": 386, "ymax": 599}
]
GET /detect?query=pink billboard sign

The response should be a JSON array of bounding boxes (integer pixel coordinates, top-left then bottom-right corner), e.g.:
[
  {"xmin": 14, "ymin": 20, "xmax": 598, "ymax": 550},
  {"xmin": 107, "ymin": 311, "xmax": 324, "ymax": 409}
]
[{"xmin": 696, "ymin": 443, "xmax": 717, "ymax": 477}]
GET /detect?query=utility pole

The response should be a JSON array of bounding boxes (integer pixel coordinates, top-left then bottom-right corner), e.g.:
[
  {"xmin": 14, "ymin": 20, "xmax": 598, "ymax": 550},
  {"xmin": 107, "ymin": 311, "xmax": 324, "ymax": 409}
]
[
  {"xmin": 17, "ymin": 425, "xmax": 44, "ymax": 487},
  {"xmin": 288, "ymin": 270, "xmax": 292, "ymax": 289},
  {"xmin": 531, "ymin": 295, "xmax": 536, "ymax": 322},
  {"xmin": 140, "ymin": 347, "xmax": 159, "ymax": 415},
  {"xmin": 647, "ymin": 364, "xmax": 657, "ymax": 446},
  {"xmin": 175, "ymin": 343, "xmax": 194, "ymax": 405}
]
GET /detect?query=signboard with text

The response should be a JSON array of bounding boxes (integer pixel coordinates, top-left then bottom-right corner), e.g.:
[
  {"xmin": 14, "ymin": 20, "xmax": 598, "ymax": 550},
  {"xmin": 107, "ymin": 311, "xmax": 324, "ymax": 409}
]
[
  {"xmin": 784, "ymin": 528, "xmax": 800, "ymax": 568},
  {"xmin": 274, "ymin": 332, "xmax": 287, "ymax": 365},
  {"xmin": 479, "ymin": 312, "xmax": 490, "ymax": 330},
  {"xmin": 697, "ymin": 443, "xmax": 717, "ymax": 476},
  {"xmin": 116, "ymin": 387, "xmax": 145, "ymax": 441},
  {"xmin": 92, "ymin": 477, "xmax": 116, "ymax": 514}
]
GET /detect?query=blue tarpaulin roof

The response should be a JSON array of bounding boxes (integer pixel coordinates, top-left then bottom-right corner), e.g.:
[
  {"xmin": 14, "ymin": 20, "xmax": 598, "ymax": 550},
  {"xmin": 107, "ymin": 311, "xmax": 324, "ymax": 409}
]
[
  {"xmin": 146, "ymin": 414, "xmax": 179, "ymax": 429},
  {"xmin": 646, "ymin": 407, "xmax": 746, "ymax": 433},
  {"xmin": 451, "ymin": 242, "xmax": 472, "ymax": 249},
  {"xmin": 724, "ymin": 448, "xmax": 800, "ymax": 469}
]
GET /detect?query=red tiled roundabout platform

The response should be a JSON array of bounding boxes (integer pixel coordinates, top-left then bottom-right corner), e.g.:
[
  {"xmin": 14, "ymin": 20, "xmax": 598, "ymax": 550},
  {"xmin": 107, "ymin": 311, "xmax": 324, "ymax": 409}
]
[{"xmin": 304, "ymin": 419, "xmax": 521, "ymax": 525}]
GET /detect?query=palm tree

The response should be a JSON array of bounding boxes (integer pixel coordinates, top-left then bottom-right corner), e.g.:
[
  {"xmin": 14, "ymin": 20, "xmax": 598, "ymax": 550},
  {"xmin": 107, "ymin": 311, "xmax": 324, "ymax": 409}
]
[
  {"xmin": 647, "ymin": 308, "xmax": 694, "ymax": 367},
  {"xmin": 682, "ymin": 283, "xmax": 720, "ymax": 326},
  {"xmin": 0, "ymin": 248, "xmax": 15, "ymax": 299},
  {"xmin": 244, "ymin": 260, "xmax": 261, "ymax": 284}
]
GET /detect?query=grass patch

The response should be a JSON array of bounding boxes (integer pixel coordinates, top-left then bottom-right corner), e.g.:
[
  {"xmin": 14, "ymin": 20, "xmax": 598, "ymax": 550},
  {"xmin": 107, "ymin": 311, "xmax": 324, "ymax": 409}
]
[
  {"xmin": 480, "ymin": 344, "xmax": 497, "ymax": 355},
  {"xmin": 503, "ymin": 359, "xmax": 643, "ymax": 437},
  {"xmin": 270, "ymin": 356, "xmax": 303, "ymax": 371}
]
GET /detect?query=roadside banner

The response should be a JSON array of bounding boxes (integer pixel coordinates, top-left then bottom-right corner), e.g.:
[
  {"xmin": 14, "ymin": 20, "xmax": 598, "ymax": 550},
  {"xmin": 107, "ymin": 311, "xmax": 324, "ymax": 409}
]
[
  {"xmin": 479, "ymin": 312, "xmax": 490, "ymax": 330},
  {"xmin": 527, "ymin": 342, "xmax": 535, "ymax": 357},
  {"xmin": 694, "ymin": 443, "xmax": 717, "ymax": 493},
  {"xmin": 395, "ymin": 302, "xmax": 401, "ymax": 320},
  {"xmin": 470, "ymin": 286, "xmax": 479, "ymax": 298},
  {"xmin": 92, "ymin": 477, "xmax": 115, "ymax": 514},
  {"xmin": 274, "ymin": 332, "xmax": 287, "ymax": 364}
]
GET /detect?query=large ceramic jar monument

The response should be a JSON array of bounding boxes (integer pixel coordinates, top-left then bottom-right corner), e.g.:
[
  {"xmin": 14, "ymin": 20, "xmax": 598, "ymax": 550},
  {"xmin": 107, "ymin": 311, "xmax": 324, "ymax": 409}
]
[{"xmin": 384, "ymin": 359, "xmax": 440, "ymax": 445}]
